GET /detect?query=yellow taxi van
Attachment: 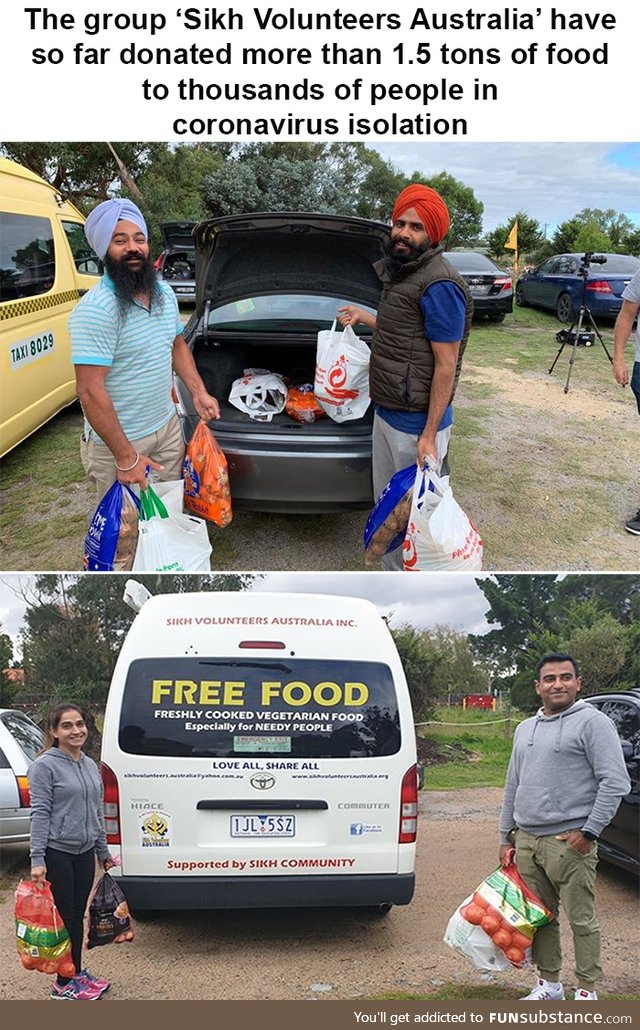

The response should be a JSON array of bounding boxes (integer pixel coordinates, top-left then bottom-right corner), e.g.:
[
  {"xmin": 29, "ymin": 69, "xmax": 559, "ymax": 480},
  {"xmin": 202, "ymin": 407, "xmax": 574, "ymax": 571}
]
[{"xmin": 0, "ymin": 158, "xmax": 101, "ymax": 456}]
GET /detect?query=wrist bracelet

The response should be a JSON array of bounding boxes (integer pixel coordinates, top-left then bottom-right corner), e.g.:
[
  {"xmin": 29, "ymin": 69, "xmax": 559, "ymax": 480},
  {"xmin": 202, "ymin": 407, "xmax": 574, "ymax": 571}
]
[{"xmin": 115, "ymin": 450, "xmax": 140, "ymax": 472}]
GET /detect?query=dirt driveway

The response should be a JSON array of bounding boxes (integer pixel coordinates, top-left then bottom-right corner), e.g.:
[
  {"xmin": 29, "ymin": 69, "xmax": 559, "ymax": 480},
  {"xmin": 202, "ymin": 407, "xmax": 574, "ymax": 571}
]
[{"xmin": 1, "ymin": 789, "xmax": 637, "ymax": 1001}]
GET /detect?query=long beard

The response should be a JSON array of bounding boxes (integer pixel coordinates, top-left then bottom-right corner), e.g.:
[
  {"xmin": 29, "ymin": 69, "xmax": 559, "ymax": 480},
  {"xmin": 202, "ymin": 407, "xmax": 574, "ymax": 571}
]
[{"xmin": 104, "ymin": 251, "xmax": 159, "ymax": 306}]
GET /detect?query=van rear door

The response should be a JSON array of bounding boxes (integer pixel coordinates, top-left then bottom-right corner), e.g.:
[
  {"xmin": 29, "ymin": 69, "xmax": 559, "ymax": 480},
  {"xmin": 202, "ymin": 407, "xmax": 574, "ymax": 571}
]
[{"xmin": 113, "ymin": 655, "xmax": 406, "ymax": 879}]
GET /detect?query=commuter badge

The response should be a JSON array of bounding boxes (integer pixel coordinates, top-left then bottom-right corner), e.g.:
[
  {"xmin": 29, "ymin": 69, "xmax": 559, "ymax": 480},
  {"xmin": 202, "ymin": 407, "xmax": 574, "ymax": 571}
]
[{"xmin": 139, "ymin": 810, "xmax": 172, "ymax": 847}]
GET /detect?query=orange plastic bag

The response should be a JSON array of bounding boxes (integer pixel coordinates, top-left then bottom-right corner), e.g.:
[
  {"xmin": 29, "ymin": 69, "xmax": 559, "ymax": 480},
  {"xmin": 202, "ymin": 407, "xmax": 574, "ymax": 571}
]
[
  {"xmin": 182, "ymin": 421, "xmax": 232, "ymax": 527},
  {"xmin": 15, "ymin": 879, "xmax": 76, "ymax": 977},
  {"xmin": 285, "ymin": 386, "xmax": 326, "ymax": 424}
]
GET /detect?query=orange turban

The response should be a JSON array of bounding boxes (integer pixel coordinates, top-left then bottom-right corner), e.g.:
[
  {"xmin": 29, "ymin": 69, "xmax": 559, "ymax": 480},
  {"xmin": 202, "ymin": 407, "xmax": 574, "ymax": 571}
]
[{"xmin": 391, "ymin": 184, "xmax": 450, "ymax": 245}]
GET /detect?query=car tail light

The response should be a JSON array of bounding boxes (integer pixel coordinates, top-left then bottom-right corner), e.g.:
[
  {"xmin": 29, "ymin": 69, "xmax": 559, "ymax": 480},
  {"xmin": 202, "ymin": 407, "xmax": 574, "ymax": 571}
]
[
  {"xmin": 101, "ymin": 762, "xmax": 121, "ymax": 844},
  {"xmin": 16, "ymin": 775, "xmax": 31, "ymax": 808},
  {"xmin": 153, "ymin": 255, "xmax": 163, "ymax": 271},
  {"xmin": 494, "ymin": 277, "xmax": 512, "ymax": 292},
  {"xmin": 586, "ymin": 280, "xmax": 613, "ymax": 294},
  {"xmin": 398, "ymin": 764, "xmax": 419, "ymax": 843}
]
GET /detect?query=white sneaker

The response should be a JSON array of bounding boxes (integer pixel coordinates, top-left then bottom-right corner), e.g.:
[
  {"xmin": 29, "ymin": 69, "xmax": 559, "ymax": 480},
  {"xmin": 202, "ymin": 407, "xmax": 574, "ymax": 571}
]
[
  {"xmin": 521, "ymin": 978, "xmax": 565, "ymax": 1000},
  {"xmin": 575, "ymin": 989, "xmax": 598, "ymax": 1000}
]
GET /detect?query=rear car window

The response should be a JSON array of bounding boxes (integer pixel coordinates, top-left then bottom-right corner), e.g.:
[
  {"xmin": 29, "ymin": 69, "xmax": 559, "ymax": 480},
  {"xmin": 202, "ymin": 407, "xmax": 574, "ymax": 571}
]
[
  {"xmin": 594, "ymin": 256, "xmax": 640, "ymax": 274},
  {"xmin": 119, "ymin": 657, "xmax": 400, "ymax": 759},
  {"xmin": 0, "ymin": 712, "xmax": 43, "ymax": 761},
  {"xmin": 209, "ymin": 293, "xmax": 375, "ymax": 332},
  {"xmin": 0, "ymin": 212, "xmax": 55, "ymax": 301}
]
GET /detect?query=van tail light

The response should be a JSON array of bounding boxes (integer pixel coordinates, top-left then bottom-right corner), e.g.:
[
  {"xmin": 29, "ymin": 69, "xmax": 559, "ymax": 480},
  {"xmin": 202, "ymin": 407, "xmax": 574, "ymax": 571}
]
[
  {"xmin": 101, "ymin": 762, "xmax": 121, "ymax": 844},
  {"xmin": 586, "ymin": 280, "xmax": 613, "ymax": 294},
  {"xmin": 398, "ymin": 764, "xmax": 419, "ymax": 844},
  {"xmin": 16, "ymin": 775, "xmax": 31, "ymax": 808}
]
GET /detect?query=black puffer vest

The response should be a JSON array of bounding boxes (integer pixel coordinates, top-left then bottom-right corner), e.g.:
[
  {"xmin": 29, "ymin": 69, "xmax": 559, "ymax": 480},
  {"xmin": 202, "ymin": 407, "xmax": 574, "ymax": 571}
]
[{"xmin": 370, "ymin": 244, "xmax": 473, "ymax": 411}]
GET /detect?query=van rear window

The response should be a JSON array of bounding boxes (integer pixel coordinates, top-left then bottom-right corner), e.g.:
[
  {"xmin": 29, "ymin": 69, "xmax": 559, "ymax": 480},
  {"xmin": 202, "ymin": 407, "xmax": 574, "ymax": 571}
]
[{"xmin": 118, "ymin": 658, "xmax": 400, "ymax": 759}]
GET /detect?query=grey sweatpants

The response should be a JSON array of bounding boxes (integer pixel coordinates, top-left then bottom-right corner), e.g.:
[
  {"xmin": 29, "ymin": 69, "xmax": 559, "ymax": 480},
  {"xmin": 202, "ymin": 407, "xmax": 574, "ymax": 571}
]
[{"xmin": 372, "ymin": 413, "xmax": 452, "ymax": 571}]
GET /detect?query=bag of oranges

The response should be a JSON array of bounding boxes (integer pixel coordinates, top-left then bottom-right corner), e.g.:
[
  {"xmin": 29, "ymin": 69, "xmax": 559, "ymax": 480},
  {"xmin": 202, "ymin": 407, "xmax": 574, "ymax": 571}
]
[
  {"xmin": 182, "ymin": 420, "xmax": 232, "ymax": 527},
  {"xmin": 15, "ymin": 879, "xmax": 76, "ymax": 977},
  {"xmin": 444, "ymin": 851, "xmax": 553, "ymax": 971}
]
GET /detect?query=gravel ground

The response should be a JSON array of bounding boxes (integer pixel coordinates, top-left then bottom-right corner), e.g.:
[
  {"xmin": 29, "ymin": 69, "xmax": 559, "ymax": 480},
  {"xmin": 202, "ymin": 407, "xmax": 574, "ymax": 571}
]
[{"xmin": 1, "ymin": 789, "xmax": 637, "ymax": 1001}]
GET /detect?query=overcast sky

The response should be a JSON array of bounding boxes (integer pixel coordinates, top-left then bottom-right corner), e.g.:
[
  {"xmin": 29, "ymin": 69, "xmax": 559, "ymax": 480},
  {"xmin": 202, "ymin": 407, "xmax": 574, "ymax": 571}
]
[
  {"xmin": 370, "ymin": 142, "xmax": 640, "ymax": 235},
  {"xmin": 0, "ymin": 572, "xmax": 500, "ymax": 656}
]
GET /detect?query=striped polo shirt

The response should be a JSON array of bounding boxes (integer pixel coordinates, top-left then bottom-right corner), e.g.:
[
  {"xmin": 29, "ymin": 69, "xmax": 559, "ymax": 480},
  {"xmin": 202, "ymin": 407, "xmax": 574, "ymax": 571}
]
[{"xmin": 69, "ymin": 274, "xmax": 183, "ymax": 442}]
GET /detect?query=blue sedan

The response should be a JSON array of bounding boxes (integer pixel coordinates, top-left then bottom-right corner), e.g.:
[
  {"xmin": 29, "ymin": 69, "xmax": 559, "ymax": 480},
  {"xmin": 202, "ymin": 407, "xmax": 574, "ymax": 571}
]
[{"xmin": 515, "ymin": 252, "xmax": 640, "ymax": 322}]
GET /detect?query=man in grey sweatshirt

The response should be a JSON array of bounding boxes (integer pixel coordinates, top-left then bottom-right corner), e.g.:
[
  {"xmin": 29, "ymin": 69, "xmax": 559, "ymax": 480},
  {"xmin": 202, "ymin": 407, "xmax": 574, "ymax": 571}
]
[{"xmin": 499, "ymin": 653, "xmax": 630, "ymax": 1002}]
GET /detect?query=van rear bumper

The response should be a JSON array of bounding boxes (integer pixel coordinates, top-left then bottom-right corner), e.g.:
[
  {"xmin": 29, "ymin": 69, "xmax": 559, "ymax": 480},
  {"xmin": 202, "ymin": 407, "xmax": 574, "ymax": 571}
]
[{"xmin": 121, "ymin": 873, "xmax": 415, "ymax": 910}]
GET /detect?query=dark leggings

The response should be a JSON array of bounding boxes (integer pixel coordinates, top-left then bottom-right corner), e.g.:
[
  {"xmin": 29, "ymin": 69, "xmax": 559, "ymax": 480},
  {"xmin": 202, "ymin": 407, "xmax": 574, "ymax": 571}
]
[{"xmin": 45, "ymin": 846, "xmax": 95, "ymax": 984}]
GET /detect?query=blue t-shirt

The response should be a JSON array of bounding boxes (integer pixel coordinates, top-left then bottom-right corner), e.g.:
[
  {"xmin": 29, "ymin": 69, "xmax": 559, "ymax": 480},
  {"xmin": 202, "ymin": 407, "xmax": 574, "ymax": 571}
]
[
  {"xmin": 70, "ymin": 274, "xmax": 183, "ymax": 442},
  {"xmin": 376, "ymin": 280, "xmax": 466, "ymax": 435}
]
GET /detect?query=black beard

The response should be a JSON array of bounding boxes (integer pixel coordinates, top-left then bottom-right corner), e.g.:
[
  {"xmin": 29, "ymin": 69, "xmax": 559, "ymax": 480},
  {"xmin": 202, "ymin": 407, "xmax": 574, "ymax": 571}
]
[
  {"xmin": 104, "ymin": 250, "xmax": 159, "ymax": 307},
  {"xmin": 387, "ymin": 237, "xmax": 430, "ymax": 274}
]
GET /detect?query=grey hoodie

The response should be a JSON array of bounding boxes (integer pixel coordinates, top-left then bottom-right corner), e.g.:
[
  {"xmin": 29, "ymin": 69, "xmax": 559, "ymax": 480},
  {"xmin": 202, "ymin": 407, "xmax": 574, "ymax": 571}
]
[
  {"xmin": 28, "ymin": 747, "xmax": 110, "ymax": 867},
  {"xmin": 499, "ymin": 699, "xmax": 631, "ymax": 843}
]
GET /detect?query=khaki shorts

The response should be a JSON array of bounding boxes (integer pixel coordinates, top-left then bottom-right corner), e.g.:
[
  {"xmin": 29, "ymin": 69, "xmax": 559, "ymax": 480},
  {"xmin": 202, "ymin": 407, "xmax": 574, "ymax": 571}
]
[{"xmin": 81, "ymin": 412, "xmax": 186, "ymax": 501}]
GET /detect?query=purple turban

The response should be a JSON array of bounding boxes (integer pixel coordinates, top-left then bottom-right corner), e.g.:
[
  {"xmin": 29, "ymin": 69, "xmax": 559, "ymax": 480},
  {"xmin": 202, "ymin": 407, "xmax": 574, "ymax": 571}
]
[{"xmin": 84, "ymin": 199, "xmax": 148, "ymax": 260}]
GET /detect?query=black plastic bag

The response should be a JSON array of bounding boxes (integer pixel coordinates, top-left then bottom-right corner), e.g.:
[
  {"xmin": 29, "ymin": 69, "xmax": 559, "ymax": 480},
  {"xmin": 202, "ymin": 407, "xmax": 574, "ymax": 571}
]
[{"xmin": 87, "ymin": 873, "xmax": 134, "ymax": 949}]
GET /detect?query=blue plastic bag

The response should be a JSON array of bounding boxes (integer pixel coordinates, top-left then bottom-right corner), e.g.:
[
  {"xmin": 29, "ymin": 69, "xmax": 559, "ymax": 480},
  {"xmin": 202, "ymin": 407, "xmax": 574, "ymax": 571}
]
[
  {"xmin": 83, "ymin": 482, "xmax": 140, "ymax": 572},
  {"xmin": 364, "ymin": 464, "xmax": 418, "ymax": 557}
]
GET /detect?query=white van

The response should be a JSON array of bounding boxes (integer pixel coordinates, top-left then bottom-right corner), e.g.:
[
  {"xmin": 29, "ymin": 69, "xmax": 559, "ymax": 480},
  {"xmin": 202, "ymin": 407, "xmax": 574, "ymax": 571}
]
[{"xmin": 100, "ymin": 591, "xmax": 418, "ymax": 912}]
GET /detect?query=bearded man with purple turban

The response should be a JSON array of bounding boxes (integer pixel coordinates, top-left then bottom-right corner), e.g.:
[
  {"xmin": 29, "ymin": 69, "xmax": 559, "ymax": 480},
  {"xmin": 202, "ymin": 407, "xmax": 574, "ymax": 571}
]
[
  {"xmin": 338, "ymin": 183, "xmax": 473, "ymax": 570},
  {"xmin": 69, "ymin": 199, "xmax": 220, "ymax": 502}
]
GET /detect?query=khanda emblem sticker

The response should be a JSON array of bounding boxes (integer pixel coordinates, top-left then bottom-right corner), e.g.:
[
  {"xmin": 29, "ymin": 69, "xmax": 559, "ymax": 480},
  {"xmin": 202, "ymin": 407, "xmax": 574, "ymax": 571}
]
[
  {"xmin": 326, "ymin": 354, "xmax": 359, "ymax": 401},
  {"xmin": 140, "ymin": 811, "xmax": 171, "ymax": 847}
]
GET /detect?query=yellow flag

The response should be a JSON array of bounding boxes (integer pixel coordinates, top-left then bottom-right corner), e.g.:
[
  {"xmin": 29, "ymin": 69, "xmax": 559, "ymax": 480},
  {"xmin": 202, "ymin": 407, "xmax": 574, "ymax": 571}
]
[{"xmin": 505, "ymin": 220, "xmax": 518, "ymax": 251}]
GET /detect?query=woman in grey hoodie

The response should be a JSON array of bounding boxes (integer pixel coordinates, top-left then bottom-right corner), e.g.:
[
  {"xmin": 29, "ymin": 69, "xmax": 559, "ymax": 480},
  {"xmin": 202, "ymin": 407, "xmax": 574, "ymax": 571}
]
[{"xmin": 28, "ymin": 703, "xmax": 115, "ymax": 1001}]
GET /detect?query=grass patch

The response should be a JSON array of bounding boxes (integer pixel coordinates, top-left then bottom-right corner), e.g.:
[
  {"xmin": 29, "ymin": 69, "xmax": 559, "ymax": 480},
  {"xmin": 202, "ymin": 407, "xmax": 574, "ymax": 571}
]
[{"xmin": 421, "ymin": 708, "xmax": 521, "ymax": 790}]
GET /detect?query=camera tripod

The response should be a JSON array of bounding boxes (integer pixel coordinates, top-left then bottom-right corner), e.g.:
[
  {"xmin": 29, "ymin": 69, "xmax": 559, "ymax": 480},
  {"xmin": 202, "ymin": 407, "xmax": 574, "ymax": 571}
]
[{"xmin": 548, "ymin": 261, "xmax": 613, "ymax": 394}]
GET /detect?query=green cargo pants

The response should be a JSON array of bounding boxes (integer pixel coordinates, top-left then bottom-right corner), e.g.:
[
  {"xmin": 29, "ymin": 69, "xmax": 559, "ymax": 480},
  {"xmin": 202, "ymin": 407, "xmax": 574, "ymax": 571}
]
[{"xmin": 515, "ymin": 829, "xmax": 602, "ymax": 986}]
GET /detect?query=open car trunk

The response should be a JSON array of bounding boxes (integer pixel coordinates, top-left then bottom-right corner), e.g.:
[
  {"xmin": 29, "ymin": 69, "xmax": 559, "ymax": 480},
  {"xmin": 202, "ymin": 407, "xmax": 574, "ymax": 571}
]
[{"xmin": 192, "ymin": 328, "xmax": 374, "ymax": 435}]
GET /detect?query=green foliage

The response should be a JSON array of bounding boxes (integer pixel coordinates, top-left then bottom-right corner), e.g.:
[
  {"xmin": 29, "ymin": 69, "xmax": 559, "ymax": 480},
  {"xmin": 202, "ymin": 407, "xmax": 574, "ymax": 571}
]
[
  {"xmin": 0, "ymin": 632, "xmax": 19, "ymax": 706},
  {"xmin": 485, "ymin": 211, "xmax": 545, "ymax": 261},
  {"xmin": 471, "ymin": 575, "xmax": 639, "ymax": 711},
  {"xmin": 392, "ymin": 625, "xmax": 489, "ymax": 720},
  {"xmin": 422, "ymin": 708, "xmax": 518, "ymax": 789},
  {"xmin": 552, "ymin": 207, "xmax": 638, "ymax": 254},
  {"xmin": 20, "ymin": 574, "xmax": 257, "ymax": 709},
  {"xmin": 421, "ymin": 170, "xmax": 484, "ymax": 247}
]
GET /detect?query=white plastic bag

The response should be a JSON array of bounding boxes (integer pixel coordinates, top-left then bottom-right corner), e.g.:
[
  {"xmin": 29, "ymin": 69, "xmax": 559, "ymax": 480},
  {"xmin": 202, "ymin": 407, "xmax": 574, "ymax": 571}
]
[
  {"xmin": 228, "ymin": 368, "xmax": 287, "ymax": 422},
  {"xmin": 444, "ymin": 895, "xmax": 511, "ymax": 972},
  {"xmin": 403, "ymin": 466, "xmax": 483, "ymax": 571},
  {"xmin": 132, "ymin": 479, "xmax": 184, "ymax": 514},
  {"xmin": 132, "ymin": 485, "xmax": 211, "ymax": 573},
  {"xmin": 315, "ymin": 321, "xmax": 371, "ymax": 422}
]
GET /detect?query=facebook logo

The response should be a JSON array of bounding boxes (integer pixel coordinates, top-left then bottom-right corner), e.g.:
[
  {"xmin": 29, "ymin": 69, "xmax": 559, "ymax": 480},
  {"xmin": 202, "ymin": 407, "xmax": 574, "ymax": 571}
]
[{"xmin": 350, "ymin": 823, "xmax": 364, "ymax": 836}]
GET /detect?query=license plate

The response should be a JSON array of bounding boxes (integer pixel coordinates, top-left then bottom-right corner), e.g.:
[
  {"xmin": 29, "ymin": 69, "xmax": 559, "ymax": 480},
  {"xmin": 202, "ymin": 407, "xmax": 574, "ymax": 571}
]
[
  {"xmin": 230, "ymin": 815, "xmax": 295, "ymax": 837},
  {"xmin": 175, "ymin": 286, "xmax": 192, "ymax": 294},
  {"xmin": 470, "ymin": 284, "xmax": 490, "ymax": 295}
]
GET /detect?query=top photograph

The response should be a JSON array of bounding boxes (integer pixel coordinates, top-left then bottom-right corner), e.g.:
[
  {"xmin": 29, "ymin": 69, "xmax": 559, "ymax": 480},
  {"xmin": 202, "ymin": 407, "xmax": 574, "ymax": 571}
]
[{"xmin": 0, "ymin": 140, "xmax": 638, "ymax": 574}]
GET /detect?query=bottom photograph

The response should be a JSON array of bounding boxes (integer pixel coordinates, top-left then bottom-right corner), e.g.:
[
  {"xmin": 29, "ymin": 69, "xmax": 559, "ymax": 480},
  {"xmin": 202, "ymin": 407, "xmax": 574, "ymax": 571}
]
[{"xmin": 0, "ymin": 571, "xmax": 638, "ymax": 1005}]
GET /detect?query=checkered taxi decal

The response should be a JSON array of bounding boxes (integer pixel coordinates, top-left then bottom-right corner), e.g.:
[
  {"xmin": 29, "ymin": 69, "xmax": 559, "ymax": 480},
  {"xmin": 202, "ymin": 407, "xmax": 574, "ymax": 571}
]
[{"xmin": 0, "ymin": 289, "xmax": 81, "ymax": 321}]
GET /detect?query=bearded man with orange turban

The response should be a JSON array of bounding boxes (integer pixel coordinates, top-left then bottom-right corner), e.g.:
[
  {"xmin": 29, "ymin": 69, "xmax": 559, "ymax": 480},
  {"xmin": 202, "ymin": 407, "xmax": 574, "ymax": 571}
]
[{"xmin": 339, "ymin": 183, "xmax": 473, "ymax": 570}]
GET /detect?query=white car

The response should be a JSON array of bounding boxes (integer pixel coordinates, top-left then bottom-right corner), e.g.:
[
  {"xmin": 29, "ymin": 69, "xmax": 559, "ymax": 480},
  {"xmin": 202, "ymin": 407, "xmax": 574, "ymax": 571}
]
[{"xmin": 0, "ymin": 708, "xmax": 43, "ymax": 843}]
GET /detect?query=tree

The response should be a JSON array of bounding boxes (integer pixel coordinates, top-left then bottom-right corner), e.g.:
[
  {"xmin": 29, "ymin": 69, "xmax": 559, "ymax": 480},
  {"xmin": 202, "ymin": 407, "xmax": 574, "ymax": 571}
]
[
  {"xmin": 20, "ymin": 574, "xmax": 257, "ymax": 710},
  {"xmin": 470, "ymin": 575, "xmax": 560, "ymax": 675},
  {"xmin": 552, "ymin": 208, "xmax": 635, "ymax": 254},
  {"xmin": 486, "ymin": 212, "xmax": 545, "ymax": 261},
  {"xmin": 420, "ymin": 170, "xmax": 483, "ymax": 247},
  {"xmin": 0, "ymin": 142, "xmax": 162, "ymax": 212},
  {"xmin": 0, "ymin": 632, "xmax": 17, "ymax": 707},
  {"xmin": 392, "ymin": 624, "xmax": 489, "ymax": 719}
]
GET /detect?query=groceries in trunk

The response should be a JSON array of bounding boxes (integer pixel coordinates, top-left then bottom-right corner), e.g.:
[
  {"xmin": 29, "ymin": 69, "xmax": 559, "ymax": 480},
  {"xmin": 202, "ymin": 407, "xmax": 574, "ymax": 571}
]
[{"xmin": 228, "ymin": 368, "xmax": 288, "ymax": 422}]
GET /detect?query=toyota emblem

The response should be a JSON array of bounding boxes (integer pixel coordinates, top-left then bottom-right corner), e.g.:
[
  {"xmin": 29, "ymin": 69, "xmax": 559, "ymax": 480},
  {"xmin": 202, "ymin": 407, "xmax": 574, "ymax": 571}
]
[{"xmin": 250, "ymin": 773, "xmax": 276, "ymax": 791}]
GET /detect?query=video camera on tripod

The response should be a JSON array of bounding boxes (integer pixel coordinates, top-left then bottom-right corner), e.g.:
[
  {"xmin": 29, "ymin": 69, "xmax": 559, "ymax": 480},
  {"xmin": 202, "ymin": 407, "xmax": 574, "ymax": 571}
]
[
  {"xmin": 548, "ymin": 252, "xmax": 613, "ymax": 392},
  {"xmin": 555, "ymin": 254, "xmax": 607, "ymax": 348}
]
